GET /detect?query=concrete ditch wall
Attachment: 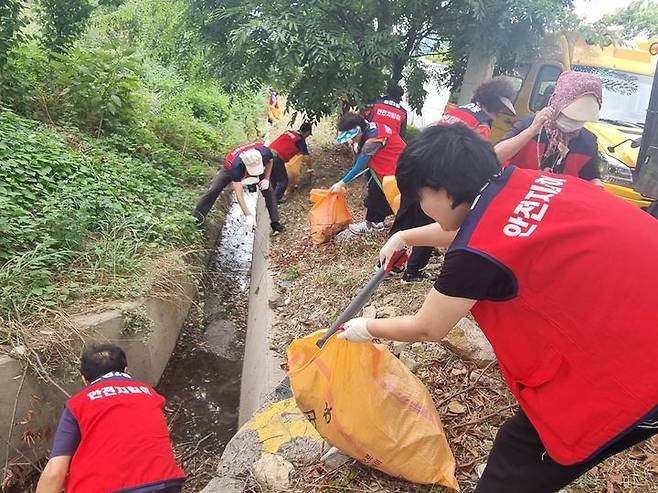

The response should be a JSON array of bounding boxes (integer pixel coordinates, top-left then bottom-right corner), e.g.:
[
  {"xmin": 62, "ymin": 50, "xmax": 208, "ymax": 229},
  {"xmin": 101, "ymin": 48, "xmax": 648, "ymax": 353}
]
[
  {"xmin": 238, "ymin": 195, "xmax": 286, "ymax": 426},
  {"xmin": 0, "ymin": 198, "xmax": 227, "ymax": 469}
]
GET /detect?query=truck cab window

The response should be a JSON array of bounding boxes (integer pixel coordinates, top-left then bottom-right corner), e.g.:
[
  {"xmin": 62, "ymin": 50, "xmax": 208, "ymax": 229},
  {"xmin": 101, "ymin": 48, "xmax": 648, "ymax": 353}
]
[{"xmin": 530, "ymin": 65, "xmax": 562, "ymax": 112}]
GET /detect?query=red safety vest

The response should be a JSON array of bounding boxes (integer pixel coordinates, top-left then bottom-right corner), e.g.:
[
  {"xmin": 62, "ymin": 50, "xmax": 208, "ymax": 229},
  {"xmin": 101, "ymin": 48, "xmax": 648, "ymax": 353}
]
[
  {"xmin": 367, "ymin": 123, "xmax": 406, "ymax": 179},
  {"xmin": 224, "ymin": 142, "xmax": 264, "ymax": 170},
  {"xmin": 439, "ymin": 104, "xmax": 492, "ymax": 140},
  {"xmin": 371, "ymin": 99, "xmax": 407, "ymax": 135},
  {"xmin": 269, "ymin": 131, "xmax": 303, "ymax": 163},
  {"xmin": 450, "ymin": 166, "xmax": 658, "ymax": 465},
  {"xmin": 66, "ymin": 377, "xmax": 185, "ymax": 492},
  {"xmin": 509, "ymin": 135, "xmax": 595, "ymax": 177}
]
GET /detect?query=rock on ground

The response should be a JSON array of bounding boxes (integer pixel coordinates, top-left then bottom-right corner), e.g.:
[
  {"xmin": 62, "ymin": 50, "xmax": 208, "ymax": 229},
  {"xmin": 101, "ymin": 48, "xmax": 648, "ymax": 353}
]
[
  {"xmin": 443, "ymin": 317, "xmax": 495, "ymax": 366},
  {"xmin": 252, "ymin": 453, "xmax": 295, "ymax": 491}
]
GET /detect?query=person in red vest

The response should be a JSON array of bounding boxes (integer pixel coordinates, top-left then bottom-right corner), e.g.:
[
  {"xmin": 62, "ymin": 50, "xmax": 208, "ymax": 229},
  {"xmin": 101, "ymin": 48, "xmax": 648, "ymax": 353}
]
[
  {"xmin": 363, "ymin": 81, "xmax": 408, "ymax": 139},
  {"xmin": 268, "ymin": 122, "xmax": 312, "ymax": 203},
  {"xmin": 36, "ymin": 344, "xmax": 185, "ymax": 493},
  {"xmin": 390, "ymin": 77, "xmax": 517, "ymax": 282},
  {"xmin": 495, "ymin": 71, "xmax": 603, "ymax": 185},
  {"xmin": 330, "ymin": 112, "xmax": 406, "ymax": 234},
  {"xmin": 192, "ymin": 143, "xmax": 284, "ymax": 233},
  {"xmin": 336, "ymin": 124, "xmax": 658, "ymax": 493},
  {"xmin": 439, "ymin": 77, "xmax": 517, "ymax": 139}
]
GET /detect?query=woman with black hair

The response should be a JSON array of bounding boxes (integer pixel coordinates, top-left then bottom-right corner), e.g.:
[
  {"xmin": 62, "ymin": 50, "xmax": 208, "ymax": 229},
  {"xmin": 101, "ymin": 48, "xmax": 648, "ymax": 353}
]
[
  {"xmin": 335, "ymin": 123, "xmax": 658, "ymax": 493},
  {"xmin": 440, "ymin": 76, "xmax": 517, "ymax": 139},
  {"xmin": 330, "ymin": 112, "xmax": 405, "ymax": 235}
]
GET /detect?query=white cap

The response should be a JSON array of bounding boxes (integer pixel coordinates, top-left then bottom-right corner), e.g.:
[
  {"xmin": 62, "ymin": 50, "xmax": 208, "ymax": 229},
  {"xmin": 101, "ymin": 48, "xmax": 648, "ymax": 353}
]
[
  {"xmin": 561, "ymin": 94, "xmax": 600, "ymax": 122},
  {"xmin": 240, "ymin": 148, "xmax": 264, "ymax": 176}
]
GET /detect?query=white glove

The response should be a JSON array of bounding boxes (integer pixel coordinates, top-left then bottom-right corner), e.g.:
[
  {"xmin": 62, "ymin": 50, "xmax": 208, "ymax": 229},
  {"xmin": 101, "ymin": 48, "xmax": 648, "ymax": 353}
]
[
  {"xmin": 245, "ymin": 214, "xmax": 256, "ymax": 231},
  {"xmin": 329, "ymin": 180, "xmax": 346, "ymax": 193},
  {"xmin": 258, "ymin": 179, "xmax": 270, "ymax": 191},
  {"xmin": 337, "ymin": 318, "xmax": 373, "ymax": 343},
  {"xmin": 380, "ymin": 232, "xmax": 408, "ymax": 270}
]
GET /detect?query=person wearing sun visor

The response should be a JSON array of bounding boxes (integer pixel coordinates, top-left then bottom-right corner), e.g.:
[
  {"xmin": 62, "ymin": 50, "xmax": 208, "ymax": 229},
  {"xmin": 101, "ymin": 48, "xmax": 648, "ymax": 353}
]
[
  {"xmin": 192, "ymin": 143, "xmax": 284, "ymax": 233},
  {"xmin": 495, "ymin": 70, "xmax": 603, "ymax": 186},
  {"xmin": 330, "ymin": 112, "xmax": 406, "ymax": 235},
  {"xmin": 439, "ymin": 76, "xmax": 517, "ymax": 139}
]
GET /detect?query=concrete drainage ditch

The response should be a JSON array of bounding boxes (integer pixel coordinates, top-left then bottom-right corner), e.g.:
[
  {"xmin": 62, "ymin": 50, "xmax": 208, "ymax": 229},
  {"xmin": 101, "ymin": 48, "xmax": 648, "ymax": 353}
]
[{"xmin": 0, "ymin": 187, "xmax": 290, "ymax": 491}]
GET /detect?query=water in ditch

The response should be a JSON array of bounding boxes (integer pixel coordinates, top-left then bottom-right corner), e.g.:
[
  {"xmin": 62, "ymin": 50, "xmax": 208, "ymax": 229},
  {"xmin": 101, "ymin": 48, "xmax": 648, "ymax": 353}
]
[{"xmin": 156, "ymin": 192, "xmax": 257, "ymax": 490}]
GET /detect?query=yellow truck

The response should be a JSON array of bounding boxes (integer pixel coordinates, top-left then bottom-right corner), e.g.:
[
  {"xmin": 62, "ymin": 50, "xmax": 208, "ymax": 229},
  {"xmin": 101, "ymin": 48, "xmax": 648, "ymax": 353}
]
[{"xmin": 490, "ymin": 32, "xmax": 658, "ymax": 208}]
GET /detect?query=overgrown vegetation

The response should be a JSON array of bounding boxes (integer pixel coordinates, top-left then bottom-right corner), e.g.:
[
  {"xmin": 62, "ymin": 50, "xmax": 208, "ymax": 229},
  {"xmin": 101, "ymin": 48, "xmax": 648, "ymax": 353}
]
[{"xmin": 0, "ymin": 0, "xmax": 262, "ymax": 332}]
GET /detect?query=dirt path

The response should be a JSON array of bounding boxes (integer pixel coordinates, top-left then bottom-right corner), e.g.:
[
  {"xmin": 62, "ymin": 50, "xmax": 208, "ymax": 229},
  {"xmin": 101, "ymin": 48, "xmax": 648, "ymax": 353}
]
[{"xmin": 266, "ymin": 117, "xmax": 658, "ymax": 493}]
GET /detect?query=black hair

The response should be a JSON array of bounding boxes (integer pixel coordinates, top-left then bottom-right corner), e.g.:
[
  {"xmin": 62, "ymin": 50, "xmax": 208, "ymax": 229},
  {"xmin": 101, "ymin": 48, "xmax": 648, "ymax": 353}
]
[
  {"xmin": 472, "ymin": 77, "xmax": 516, "ymax": 114},
  {"xmin": 386, "ymin": 81, "xmax": 404, "ymax": 100},
  {"xmin": 299, "ymin": 122, "xmax": 312, "ymax": 135},
  {"xmin": 396, "ymin": 124, "xmax": 500, "ymax": 208},
  {"xmin": 80, "ymin": 344, "xmax": 127, "ymax": 382},
  {"xmin": 337, "ymin": 112, "xmax": 367, "ymax": 132},
  {"xmin": 337, "ymin": 112, "xmax": 369, "ymax": 151}
]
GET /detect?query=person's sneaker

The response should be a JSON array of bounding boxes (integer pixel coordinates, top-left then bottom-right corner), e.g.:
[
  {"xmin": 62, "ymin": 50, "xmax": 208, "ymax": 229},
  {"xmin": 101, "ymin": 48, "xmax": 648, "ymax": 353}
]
[
  {"xmin": 348, "ymin": 221, "xmax": 385, "ymax": 235},
  {"xmin": 401, "ymin": 270, "xmax": 432, "ymax": 284},
  {"xmin": 271, "ymin": 221, "xmax": 285, "ymax": 234}
]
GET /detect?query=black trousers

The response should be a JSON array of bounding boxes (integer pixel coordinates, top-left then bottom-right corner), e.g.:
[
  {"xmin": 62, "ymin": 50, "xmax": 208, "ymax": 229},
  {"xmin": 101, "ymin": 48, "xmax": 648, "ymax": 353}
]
[
  {"xmin": 389, "ymin": 193, "xmax": 434, "ymax": 274},
  {"xmin": 475, "ymin": 410, "xmax": 658, "ymax": 493},
  {"xmin": 192, "ymin": 167, "xmax": 280, "ymax": 223},
  {"xmin": 364, "ymin": 175, "xmax": 392, "ymax": 223},
  {"xmin": 271, "ymin": 156, "xmax": 288, "ymax": 202}
]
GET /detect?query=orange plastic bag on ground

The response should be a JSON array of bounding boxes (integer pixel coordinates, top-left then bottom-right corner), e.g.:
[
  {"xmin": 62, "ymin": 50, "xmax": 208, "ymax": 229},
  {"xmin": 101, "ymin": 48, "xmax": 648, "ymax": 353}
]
[
  {"xmin": 287, "ymin": 331, "xmax": 459, "ymax": 489},
  {"xmin": 285, "ymin": 154, "xmax": 304, "ymax": 195},
  {"xmin": 382, "ymin": 175, "xmax": 401, "ymax": 214},
  {"xmin": 308, "ymin": 189, "xmax": 353, "ymax": 245}
]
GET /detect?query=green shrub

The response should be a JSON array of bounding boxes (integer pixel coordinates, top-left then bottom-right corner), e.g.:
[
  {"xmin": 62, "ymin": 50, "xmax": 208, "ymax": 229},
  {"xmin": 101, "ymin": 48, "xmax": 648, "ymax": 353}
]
[
  {"xmin": 0, "ymin": 109, "xmax": 202, "ymax": 314},
  {"xmin": 54, "ymin": 44, "xmax": 145, "ymax": 135},
  {"xmin": 404, "ymin": 125, "xmax": 422, "ymax": 143}
]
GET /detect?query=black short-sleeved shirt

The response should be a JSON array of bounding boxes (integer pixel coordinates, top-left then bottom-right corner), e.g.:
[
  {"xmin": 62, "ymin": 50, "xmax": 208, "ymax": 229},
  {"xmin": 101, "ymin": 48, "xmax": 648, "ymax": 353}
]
[
  {"xmin": 434, "ymin": 250, "xmax": 516, "ymax": 301},
  {"xmin": 503, "ymin": 115, "xmax": 600, "ymax": 181},
  {"xmin": 296, "ymin": 138, "xmax": 309, "ymax": 156}
]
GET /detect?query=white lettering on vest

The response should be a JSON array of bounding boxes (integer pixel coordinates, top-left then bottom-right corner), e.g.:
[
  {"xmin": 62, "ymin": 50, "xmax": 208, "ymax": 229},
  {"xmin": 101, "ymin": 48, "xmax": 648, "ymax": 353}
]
[
  {"xmin": 375, "ymin": 108, "xmax": 402, "ymax": 121},
  {"xmin": 86, "ymin": 385, "xmax": 152, "ymax": 401},
  {"xmin": 504, "ymin": 175, "xmax": 566, "ymax": 238}
]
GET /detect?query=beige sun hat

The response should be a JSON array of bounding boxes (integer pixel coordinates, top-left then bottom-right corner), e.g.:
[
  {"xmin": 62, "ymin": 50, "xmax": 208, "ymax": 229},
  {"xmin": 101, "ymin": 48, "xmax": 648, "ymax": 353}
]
[
  {"xmin": 560, "ymin": 94, "xmax": 601, "ymax": 122},
  {"xmin": 240, "ymin": 148, "xmax": 265, "ymax": 176}
]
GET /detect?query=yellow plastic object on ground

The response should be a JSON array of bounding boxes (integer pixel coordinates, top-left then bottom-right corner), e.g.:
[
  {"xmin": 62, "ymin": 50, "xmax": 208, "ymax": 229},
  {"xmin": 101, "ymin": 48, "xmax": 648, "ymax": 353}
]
[
  {"xmin": 382, "ymin": 175, "xmax": 401, "ymax": 214},
  {"xmin": 285, "ymin": 154, "xmax": 304, "ymax": 195},
  {"xmin": 308, "ymin": 189, "xmax": 354, "ymax": 245},
  {"xmin": 287, "ymin": 331, "xmax": 459, "ymax": 489}
]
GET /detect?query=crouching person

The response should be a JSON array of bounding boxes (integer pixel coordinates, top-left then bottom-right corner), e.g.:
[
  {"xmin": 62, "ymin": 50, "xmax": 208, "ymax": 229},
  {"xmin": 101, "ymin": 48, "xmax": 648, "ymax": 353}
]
[
  {"xmin": 36, "ymin": 344, "xmax": 185, "ymax": 493},
  {"xmin": 338, "ymin": 124, "xmax": 658, "ymax": 493}
]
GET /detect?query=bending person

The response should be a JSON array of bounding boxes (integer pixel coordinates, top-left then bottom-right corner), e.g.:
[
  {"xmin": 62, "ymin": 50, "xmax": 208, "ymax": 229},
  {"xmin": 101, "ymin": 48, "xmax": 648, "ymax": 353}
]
[
  {"xmin": 36, "ymin": 344, "xmax": 185, "ymax": 493},
  {"xmin": 338, "ymin": 124, "xmax": 658, "ymax": 493},
  {"xmin": 193, "ymin": 143, "xmax": 284, "ymax": 234},
  {"xmin": 330, "ymin": 112, "xmax": 405, "ymax": 235}
]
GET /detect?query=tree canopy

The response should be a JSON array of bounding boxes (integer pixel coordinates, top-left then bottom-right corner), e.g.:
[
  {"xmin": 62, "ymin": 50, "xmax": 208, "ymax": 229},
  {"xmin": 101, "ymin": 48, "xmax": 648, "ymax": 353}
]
[
  {"xmin": 191, "ymin": 0, "xmax": 575, "ymax": 121},
  {"xmin": 593, "ymin": 0, "xmax": 658, "ymax": 40}
]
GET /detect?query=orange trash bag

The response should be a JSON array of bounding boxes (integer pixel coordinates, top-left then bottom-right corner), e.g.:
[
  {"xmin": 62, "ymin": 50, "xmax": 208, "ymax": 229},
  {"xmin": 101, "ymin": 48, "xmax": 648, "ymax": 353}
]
[
  {"xmin": 287, "ymin": 331, "xmax": 459, "ymax": 489},
  {"xmin": 308, "ymin": 189, "xmax": 353, "ymax": 245},
  {"xmin": 382, "ymin": 175, "xmax": 401, "ymax": 214}
]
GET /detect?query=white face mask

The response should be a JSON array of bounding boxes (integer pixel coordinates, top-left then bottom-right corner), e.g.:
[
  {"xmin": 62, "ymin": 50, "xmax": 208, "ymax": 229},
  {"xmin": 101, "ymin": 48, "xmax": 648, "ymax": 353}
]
[{"xmin": 556, "ymin": 113, "xmax": 585, "ymax": 133}]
